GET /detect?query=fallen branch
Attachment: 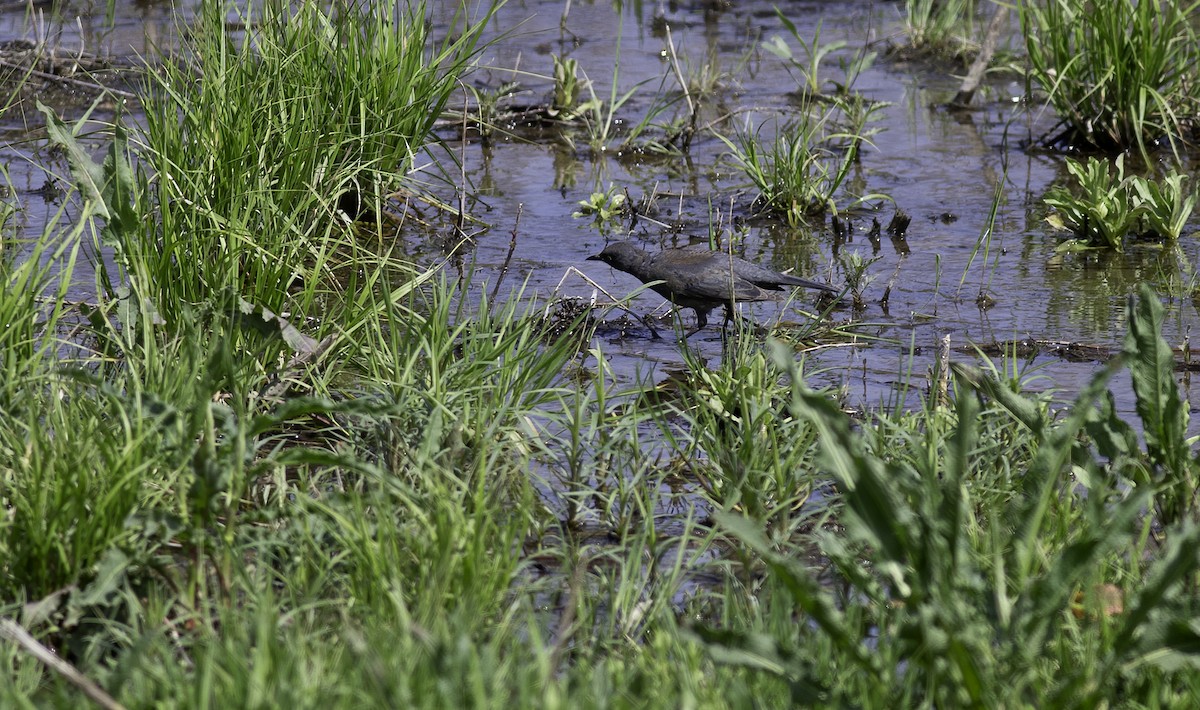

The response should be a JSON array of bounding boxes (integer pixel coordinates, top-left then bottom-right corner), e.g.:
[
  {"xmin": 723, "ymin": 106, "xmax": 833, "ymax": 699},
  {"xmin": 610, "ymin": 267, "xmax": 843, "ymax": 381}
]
[{"xmin": 0, "ymin": 617, "xmax": 125, "ymax": 710}]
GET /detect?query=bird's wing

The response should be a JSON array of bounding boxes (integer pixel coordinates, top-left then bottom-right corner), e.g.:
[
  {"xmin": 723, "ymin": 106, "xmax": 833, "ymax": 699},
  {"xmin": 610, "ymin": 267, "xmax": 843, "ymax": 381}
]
[
  {"xmin": 732, "ymin": 258, "xmax": 834, "ymax": 292},
  {"xmin": 651, "ymin": 250, "xmax": 763, "ymax": 301}
]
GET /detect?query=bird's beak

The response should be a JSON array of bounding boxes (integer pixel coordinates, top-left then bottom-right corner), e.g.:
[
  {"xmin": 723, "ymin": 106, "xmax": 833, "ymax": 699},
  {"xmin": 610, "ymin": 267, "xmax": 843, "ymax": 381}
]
[{"xmin": 586, "ymin": 254, "xmax": 602, "ymax": 261}]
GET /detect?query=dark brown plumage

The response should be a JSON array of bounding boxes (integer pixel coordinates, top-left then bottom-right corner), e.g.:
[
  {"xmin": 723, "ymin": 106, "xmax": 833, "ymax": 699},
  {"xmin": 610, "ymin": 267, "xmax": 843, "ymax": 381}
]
[{"xmin": 587, "ymin": 241, "xmax": 835, "ymax": 333}]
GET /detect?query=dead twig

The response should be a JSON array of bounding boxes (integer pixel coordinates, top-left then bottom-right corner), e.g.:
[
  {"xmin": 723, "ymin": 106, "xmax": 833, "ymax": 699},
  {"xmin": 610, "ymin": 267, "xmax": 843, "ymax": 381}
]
[
  {"xmin": 0, "ymin": 617, "xmax": 125, "ymax": 710},
  {"xmin": 950, "ymin": 5, "xmax": 1010, "ymax": 109}
]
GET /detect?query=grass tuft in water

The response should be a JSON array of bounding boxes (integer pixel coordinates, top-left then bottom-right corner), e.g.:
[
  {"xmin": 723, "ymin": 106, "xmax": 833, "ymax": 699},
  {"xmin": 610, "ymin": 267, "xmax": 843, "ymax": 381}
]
[
  {"xmin": 722, "ymin": 10, "xmax": 888, "ymax": 223},
  {"xmin": 1020, "ymin": 0, "xmax": 1200, "ymax": 157}
]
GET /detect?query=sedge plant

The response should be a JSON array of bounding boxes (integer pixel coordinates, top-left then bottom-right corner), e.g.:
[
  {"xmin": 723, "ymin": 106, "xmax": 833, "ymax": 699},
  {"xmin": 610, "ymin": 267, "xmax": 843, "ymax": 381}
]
[{"xmin": 1020, "ymin": 0, "xmax": 1200, "ymax": 157}]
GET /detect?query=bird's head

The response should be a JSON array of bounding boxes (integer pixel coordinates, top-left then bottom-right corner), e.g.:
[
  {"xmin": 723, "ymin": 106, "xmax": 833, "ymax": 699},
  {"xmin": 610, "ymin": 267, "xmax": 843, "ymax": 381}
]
[{"xmin": 587, "ymin": 241, "xmax": 645, "ymax": 271}]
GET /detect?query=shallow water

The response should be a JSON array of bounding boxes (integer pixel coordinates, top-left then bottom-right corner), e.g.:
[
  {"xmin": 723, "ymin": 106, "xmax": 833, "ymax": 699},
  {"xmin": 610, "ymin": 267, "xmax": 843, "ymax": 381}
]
[{"xmin": 4, "ymin": 0, "xmax": 1199, "ymax": 430}]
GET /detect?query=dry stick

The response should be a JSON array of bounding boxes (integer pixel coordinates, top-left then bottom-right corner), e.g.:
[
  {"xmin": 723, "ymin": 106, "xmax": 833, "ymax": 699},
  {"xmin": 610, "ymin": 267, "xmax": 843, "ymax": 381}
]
[
  {"xmin": 457, "ymin": 87, "xmax": 470, "ymax": 240},
  {"xmin": 950, "ymin": 5, "xmax": 1011, "ymax": 108},
  {"xmin": 0, "ymin": 618, "xmax": 125, "ymax": 710},
  {"xmin": 663, "ymin": 26, "xmax": 695, "ymax": 119},
  {"xmin": 488, "ymin": 203, "xmax": 523, "ymax": 307},
  {"xmin": 444, "ymin": 87, "xmax": 472, "ymax": 280}
]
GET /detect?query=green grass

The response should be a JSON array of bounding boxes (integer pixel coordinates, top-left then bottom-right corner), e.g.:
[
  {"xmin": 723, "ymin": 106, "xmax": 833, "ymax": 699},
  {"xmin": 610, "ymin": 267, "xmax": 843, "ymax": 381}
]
[
  {"xmin": 5, "ymin": 0, "xmax": 1200, "ymax": 707},
  {"xmin": 722, "ymin": 9, "xmax": 888, "ymax": 223},
  {"xmin": 1020, "ymin": 0, "xmax": 1200, "ymax": 157},
  {"xmin": 901, "ymin": 0, "xmax": 978, "ymax": 59}
]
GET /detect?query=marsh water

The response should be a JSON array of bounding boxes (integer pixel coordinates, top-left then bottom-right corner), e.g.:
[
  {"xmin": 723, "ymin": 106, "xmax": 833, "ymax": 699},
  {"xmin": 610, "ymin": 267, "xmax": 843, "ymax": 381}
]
[{"xmin": 4, "ymin": 0, "xmax": 1200, "ymax": 430}]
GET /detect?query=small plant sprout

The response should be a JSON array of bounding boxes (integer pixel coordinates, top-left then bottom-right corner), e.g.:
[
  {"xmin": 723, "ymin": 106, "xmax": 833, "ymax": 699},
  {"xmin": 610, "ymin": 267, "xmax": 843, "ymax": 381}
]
[
  {"xmin": 837, "ymin": 249, "xmax": 881, "ymax": 310},
  {"xmin": 763, "ymin": 16, "xmax": 845, "ymax": 99},
  {"xmin": 550, "ymin": 55, "xmax": 593, "ymax": 121},
  {"xmin": 467, "ymin": 80, "xmax": 522, "ymax": 145},
  {"xmin": 573, "ymin": 185, "xmax": 628, "ymax": 235}
]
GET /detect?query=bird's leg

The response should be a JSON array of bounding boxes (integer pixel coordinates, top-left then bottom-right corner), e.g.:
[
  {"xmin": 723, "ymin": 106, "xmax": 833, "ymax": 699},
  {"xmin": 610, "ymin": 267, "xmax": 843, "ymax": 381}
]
[
  {"xmin": 638, "ymin": 313, "xmax": 663, "ymax": 340},
  {"xmin": 723, "ymin": 304, "xmax": 765, "ymax": 336},
  {"xmin": 684, "ymin": 307, "xmax": 709, "ymax": 339}
]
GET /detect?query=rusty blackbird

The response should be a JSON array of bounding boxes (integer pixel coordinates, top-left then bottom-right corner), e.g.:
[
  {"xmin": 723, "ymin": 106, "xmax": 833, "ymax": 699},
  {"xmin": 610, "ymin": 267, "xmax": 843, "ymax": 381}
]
[{"xmin": 587, "ymin": 241, "xmax": 835, "ymax": 334}]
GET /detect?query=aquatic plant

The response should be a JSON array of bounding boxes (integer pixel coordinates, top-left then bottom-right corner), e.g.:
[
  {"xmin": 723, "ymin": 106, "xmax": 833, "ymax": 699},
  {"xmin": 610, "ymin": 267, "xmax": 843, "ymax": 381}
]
[
  {"xmin": 722, "ymin": 9, "xmax": 888, "ymax": 223},
  {"xmin": 0, "ymin": 170, "xmax": 15, "ymax": 238},
  {"xmin": 566, "ymin": 56, "xmax": 681, "ymax": 157},
  {"xmin": 902, "ymin": 0, "xmax": 978, "ymax": 58},
  {"xmin": 722, "ymin": 116, "xmax": 833, "ymax": 222},
  {"xmin": 1044, "ymin": 156, "xmax": 1197, "ymax": 249},
  {"xmin": 763, "ymin": 16, "xmax": 846, "ymax": 99},
  {"xmin": 572, "ymin": 184, "xmax": 628, "ymax": 235},
  {"xmin": 1020, "ymin": 0, "xmax": 1200, "ymax": 156},
  {"xmin": 1130, "ymin": 171, "xmax": 1196, "ymax": 242},
  {"xmin": 550, "ymin": 54, "xmax": 592, "ymax": 120},
  {"xmin": 466, "ymin": 79, "xmax": 522, "ymax": 146},
  {"xmin": 1044, "ymin": 156, "xmax": 1139, "ymax": 249},
  {"xmin": 837, "ymin": 248, "xmax": 880, "ymax": 311}
]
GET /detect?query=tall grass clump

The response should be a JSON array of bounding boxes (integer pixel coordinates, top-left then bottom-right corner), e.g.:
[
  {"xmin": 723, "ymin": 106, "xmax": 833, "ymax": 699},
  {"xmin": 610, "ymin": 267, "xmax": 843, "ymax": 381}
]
[
  {"xmin": 902, "ymin": 0, "xmax": 978, "ymax": 58},
  {"xmin": 1020, "ymin": 0, "xmax": 1200, "ymax": 156},
  {"xmin": 131, "ymin": 0, "xmax": 497, "ymax": 326}
]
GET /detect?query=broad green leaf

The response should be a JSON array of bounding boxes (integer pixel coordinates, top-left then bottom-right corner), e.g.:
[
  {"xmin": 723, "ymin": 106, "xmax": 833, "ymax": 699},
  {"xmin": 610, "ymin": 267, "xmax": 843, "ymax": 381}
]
[{"xmin": 36, "ymin": 100, "xmax": 109, "ymax": 219}]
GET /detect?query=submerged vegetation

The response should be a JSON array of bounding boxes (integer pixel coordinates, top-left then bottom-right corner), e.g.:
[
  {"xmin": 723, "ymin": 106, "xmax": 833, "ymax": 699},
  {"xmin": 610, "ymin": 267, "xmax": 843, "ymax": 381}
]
[{"xmin": 3, "ymin": 0, "xmax": 1200, "ymax": 707}]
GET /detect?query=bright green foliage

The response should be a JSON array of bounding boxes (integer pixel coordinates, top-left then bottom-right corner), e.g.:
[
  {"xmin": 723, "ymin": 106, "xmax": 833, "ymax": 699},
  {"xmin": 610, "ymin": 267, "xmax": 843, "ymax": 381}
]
[
  {"xmin": 690, "ymin": 287, "xmax": 1200, "ymax": 706},
  {"xmin": 1130, "ymin": 171, "xmax": 1196, "ymax": 242},
  {"xmin": 903, "ymin": 0, "xmax": 977, "ymax": 57},
  {"xmin": 1044, "ymin": 155, "xmax": 1140, "ymax": 249},
  {"xmin": 722, "ymin": 118, "xmax": 835, "ymax": 221},
  {"xmin": 572, "ymin": 185, "xmax": 628, "ymax": 235},
  {"xmin": 1045, "ymin": 155, "xmax": 1196, "ymax": 249},
  {"xmin": 1020, "ymin": 0, "xmax": 1200, "ymax": 157},
  {"xmin": 1123, "ymin": 284, "xmax": 1196, "ymax": 525},
  {"xmin": 133, "ymin": 0, "xmax": 495, "ymax": 324},
  {"xmin": 550, "ymin": 54, "xmax": 591, "ymax": 120}
]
